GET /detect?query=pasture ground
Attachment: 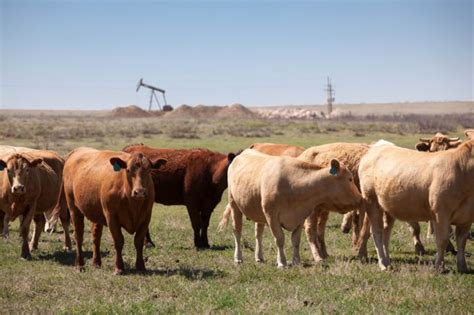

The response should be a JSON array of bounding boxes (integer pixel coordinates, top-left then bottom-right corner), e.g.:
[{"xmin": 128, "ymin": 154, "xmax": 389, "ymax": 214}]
[{"xmin": 0, "ymin": 111, "xmax": 473, "ymax": 313}]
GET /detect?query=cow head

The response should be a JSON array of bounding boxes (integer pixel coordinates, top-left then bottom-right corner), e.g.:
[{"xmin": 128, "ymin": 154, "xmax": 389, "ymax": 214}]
[
  {"xmin": 323, "ymin": 159, "xmax": 361, "ymax": 213},
  {"xmin": 0, "ymin": 154, "xmax": 42, "ymax": 195},
  {"xmin": 109, "ymin": 153, "xmax": 166, "ymax": 199},
  {"xmin": 416, "ymin": 133, "xmax": 462, "ymax": 152}
]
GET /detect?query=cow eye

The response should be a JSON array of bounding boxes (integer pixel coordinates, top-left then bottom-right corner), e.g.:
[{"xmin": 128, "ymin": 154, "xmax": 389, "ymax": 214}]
[{"xmin": 349, "ymin": 178, "xmax": 353, "ymax": 182}]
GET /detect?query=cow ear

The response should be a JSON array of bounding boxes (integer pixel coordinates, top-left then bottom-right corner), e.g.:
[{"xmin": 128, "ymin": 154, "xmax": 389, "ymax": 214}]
[
  {"xmin": 0, "ymin": 160, "xmax": 6, "ymax": 171},
  {"xmin": 29, "ymin": 158, "xmax": 43, "ymax": 168},
  {"xmin": 330, "ymin": 159, "xmax": 340, "ymax": 176},
  {"xmin": 109, "ymin": 157, "xmax": 127, "ymax": 172},
  {"xmin": 227, "ymin": 153, "xmax": 236, "ymax": 163},
  {"xmin": 415, "ymin": 142, "xmax": 430, "ymax": 151},
  {"xmin": 465, "ymin": 129, "xmax": 474, "ymax": 140},
  {"xmin": 152, "ymin": 158, "xmax": 167, "ymax": 170}
]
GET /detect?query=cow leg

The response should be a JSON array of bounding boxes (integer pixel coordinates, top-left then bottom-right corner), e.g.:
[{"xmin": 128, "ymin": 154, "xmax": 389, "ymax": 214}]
[
  {"xmin": 134, "ymin": 223, "xmax": 149, "ymax": 272},
  {"xmin": 255, "ymin": 222, "xmax": 265, "ymax": 263},
  {"xmin": 144, "ymin": 230, "xmax": 155, "ymax": 248},
  {"xmin": 265, "ymin": 213, "xmax": 286, "ymax": 268},
  {"xmin": 200, "ymin": 211, "xmax": 212, "ymax": 249},
  {"xmin": 91, "ymin": 223, "xmax": 103, "ymax": 268},
  {"xmin": 107, "ymin": 218, "xmax": 125, "ymax": 275},
  {"xmin": 454, "ymin": 224, "xmax": 470, "ymax": 273},
  {"xmin": 0, "ymin": 211, "xmax": 4, "ymax": 237},
  {"xmin": 59, "ymin": 210, "xmax": 72, "ymax": 251},
  {"xmin": 446, "ymin": 226, "xmax": 457, "ymax": 255},
  {"xmin": 407, "ymin": 222, "xmax": 426, "ymax": 256},
  {"xmin": 2, "ymin": 212, "xmax": 9, "ymax": 238},
  {"xmin": 341, "ymin": 211, "xmax": 353, "ymax": 234},
  {"xmin": 351, "ymin": 209, "xmax": 363, "ymax": 248},
  {"xmin": 304, "ymin": 210, "xmax": 325, "ymax": 263},
  {"xmin": 186, "ymin": 206, "xmax": 203, "ymax": 248},
  {"xmin": 230, "ymin": 203, "xmax": 243, "ymax": 264},
  {"xmin": 70, "ymin": 206, "xmax": 85, "ymax": 270},
  {"xmin": 432, "ymin": 215, "xmax": 451, "ymax": 272},
  {"xmin": 30, "ymin": 214, "xmax": 45, "ymax": 251},
  {"xmin": 291, "ymin": 224, "xmax": 303, "ymax": 266},
  {"xmin": 317, "ymin": 210, "xmax": 329, "ymax": 259},
  {"xmin": 356, "ymin": 212, "xmax": 371, "ymax": 262},
  {"xmin": 19, "ymin": 203, "xmax": 36, "ymax": 260},
  {"xmin": 365, "ymin": 201, "xmax": 389, "ymax": 270},
  {"xmin": 427, "ymin": 220, "xmax": 434, "ymax": 239},
  {"xmin": 382, "ymin": 213, "xmax": 395, "ymax": 261}
]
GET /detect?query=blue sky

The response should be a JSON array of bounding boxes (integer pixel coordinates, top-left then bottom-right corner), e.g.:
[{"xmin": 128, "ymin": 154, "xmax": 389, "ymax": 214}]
[{"xmin": 1, "ymin": 0, "xmax": 472, "ymax": 110}]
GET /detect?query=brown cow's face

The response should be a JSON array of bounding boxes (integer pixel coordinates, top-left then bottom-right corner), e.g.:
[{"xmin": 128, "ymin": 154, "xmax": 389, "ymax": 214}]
[
  {"xmin": 416, "ymin": 133, "xmax": 462, "ymax": 152},
  {"xmin": 0, "ymin": 155, "xmax": 42, "ymax": 195},
  {"xmin": 110, "ymin": 154, "xmax": 166, "ymax": 199},
  {"xmin": 324, "ymin": 159, "xmax": 362, "ymax": 213}
]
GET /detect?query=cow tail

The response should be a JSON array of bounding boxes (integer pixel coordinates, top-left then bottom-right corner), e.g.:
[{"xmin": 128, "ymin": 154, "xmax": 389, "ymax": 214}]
[
  {"xmin": 47, "ymin": 180, "xmax": 65, "ymax": 230},
  {"xmin": 217, "ymin": 203, "xmax": 233, "ymax": 232}
]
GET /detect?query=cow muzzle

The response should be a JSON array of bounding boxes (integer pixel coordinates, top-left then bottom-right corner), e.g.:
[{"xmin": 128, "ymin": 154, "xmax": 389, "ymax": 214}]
[
  {"xmin": 132, "ymin": 188, "xmax": 147, "ymax": 199},
  {"xmin": 12, "ymin": 184, "xmax": 26, "ymax": 195}
]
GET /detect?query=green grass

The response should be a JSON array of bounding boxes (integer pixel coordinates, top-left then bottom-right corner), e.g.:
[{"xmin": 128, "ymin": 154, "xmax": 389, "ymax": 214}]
[{"xmin": 0, "ymin": 116, "xmax": 473, "ymax": 313}]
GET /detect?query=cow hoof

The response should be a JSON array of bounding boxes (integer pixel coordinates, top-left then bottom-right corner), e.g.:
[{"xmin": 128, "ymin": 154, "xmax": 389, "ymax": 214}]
[
  {"xmin": 277, "ymin": 263, "xmax": 287, "ymax": 269},
  {"xmin": 114, "ymin": 269, "xmax": 124, "ymax": 276},
  {"xmin": 144, "ymin": 242, "xmax": 155, "ymax": 249},
  {"xmin": 415, "ymin": 243, "xmax": 426, "ymax": 256},
  {"xmin": 63, "ymin": 246, "xmax": 72, "ymax": 251},
  {"xmin": 76, "ymin": 266, "xmax": 85, "ymax": 273},
  {"xmin": 255, "ymin": 258, "xmax": 265, "ymax": 263},
  {"xmin": 291, "ymin": 260, "xmax": 301, "ymax": 267},
  {"xmin": 20, "ymin": 254, "xmax": 32, "ymax": 261},
  {"xmin": 234, "ymin": 259, "xmax": 243, "ymax": 264},
  {"xmin": 92, "ymin": 261, "xmax": 101, "ymax": 268}
]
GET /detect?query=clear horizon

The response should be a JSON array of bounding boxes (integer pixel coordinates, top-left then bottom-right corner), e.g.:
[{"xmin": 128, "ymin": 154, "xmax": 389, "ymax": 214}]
[{"xmin": 1, "ymin": 0, "xmax": 473, "ymax": 110}]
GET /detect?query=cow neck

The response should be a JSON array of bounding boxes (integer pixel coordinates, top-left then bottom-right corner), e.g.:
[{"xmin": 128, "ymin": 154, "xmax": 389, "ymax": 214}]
[{"xmin": 285, "ymin": 166, "xmax": 330, "ymax": 202}]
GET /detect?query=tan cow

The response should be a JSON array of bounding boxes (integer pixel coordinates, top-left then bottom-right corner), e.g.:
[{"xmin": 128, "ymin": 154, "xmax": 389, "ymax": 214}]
[
  {"xmin": 0, "ymin": 150, "xmax": 70, "ymax": 259},
  {"xmin": 63, "ymin": 147, "xmax": 165, "ymax": 274},
  {"xmin": 297, "ymin": 143, "xmax": 369, "ymax": 260},
  {"xmin": 358, "ymin": 140, "xmax": 474, "ymax": 272},
  {"xmin": 0, "ymin": 146, "xmax": 70, "ymax": 247},
  {"xmin": 416, "ymin": 132, "xmax": 462, "ymax": 152},
  {"xmin": 219, "ymin": 149, "xmax": 361, "ymax": 267},
  {"xmin": 249, "ymin": 143, "xmax": 305, "ymax": 157}
]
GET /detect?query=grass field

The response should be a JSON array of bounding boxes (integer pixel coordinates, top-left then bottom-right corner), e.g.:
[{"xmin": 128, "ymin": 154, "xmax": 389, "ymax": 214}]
[{"xmin": 0, "ymin": 113, "xmax": 473, "ymax": 313}]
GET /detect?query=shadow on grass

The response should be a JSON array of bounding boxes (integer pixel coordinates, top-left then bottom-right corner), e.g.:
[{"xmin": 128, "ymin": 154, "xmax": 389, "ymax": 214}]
[
  {"xmin": 127, "ymin": 266, "xmax": 226, "ymax": 280},
  {"xmin": 37, "ymin": 250, "xmax": 110, "ymax": 266}
]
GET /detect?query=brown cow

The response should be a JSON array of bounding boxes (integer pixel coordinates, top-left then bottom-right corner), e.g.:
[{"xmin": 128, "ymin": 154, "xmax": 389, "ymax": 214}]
[
  {"xmin": 123, "ymin": 144, "xmax": 236, "ymax": 249},
  {"xmin": 0, "ymin": 151, "xmax": 70, "ymax": 259},
  {"xmin": 63, "ymin": 147, "xmax": 164, "ymax": 274},
  {"xmin": 0, "ymin": 146, "xmax": 70, "ymax": 246},
  {"xmin": 415, "ymin": 132, "xmax": 462, "ymax": 152}
]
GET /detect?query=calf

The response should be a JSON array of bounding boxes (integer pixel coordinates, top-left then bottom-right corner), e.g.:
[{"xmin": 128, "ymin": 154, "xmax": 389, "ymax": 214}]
[
  {"xmin": 123, "ymin": 144, "xmax": 236, "ymax": 249},
  {"xmin": 63, "ymin": 147, "xmax": 164, "ymax": 274},
  {"xmin": 219, "ymin": 149, "xmax": 361, "ymax": 267}
]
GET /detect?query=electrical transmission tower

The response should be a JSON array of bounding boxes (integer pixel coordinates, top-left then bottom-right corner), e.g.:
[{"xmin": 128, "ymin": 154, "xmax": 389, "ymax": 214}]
[{"xmin": 325, "ymin": 77, "xmax": 335, "ymax": 116}]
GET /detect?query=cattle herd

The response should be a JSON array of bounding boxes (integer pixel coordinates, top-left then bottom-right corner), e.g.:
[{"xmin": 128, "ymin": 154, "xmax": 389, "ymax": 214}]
[{"xmin": 0, "ymin": 129, "xmax": 473, "ymax": 275}]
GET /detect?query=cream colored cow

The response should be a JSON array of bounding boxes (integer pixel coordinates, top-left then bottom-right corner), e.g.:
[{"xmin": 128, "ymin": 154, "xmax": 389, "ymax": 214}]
[
  {"xmin": 359, "ymin": 139, "xmax": 474, "ymax": 272},
  {"xmin": 219, "ymin": 149, "xmax": 361, "ymax": 267}
]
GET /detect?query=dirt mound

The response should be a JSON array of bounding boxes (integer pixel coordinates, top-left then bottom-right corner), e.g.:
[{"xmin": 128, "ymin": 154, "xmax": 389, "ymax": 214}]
[
  {"xmin": 111, "ymin": 105, "xmax": 150, "ymax": 118},
  {"xmin": 216, "ymin": 103, "xmax": 256, "ymax": 118},
  {"xmin": 164, "ymin": 104, "xmax": 256, "ymax": 119}
]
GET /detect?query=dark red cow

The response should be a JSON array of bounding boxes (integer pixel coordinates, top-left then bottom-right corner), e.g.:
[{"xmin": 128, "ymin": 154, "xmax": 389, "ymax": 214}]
[{"xmin": 123, "ymin": 144, "xmax": 236, "ymax": 249}]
